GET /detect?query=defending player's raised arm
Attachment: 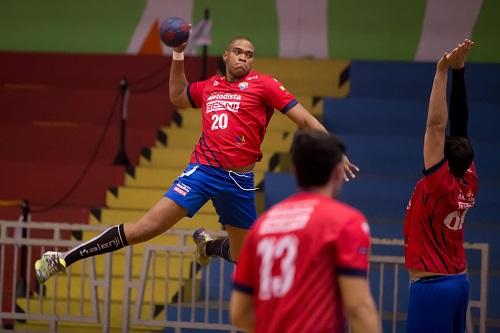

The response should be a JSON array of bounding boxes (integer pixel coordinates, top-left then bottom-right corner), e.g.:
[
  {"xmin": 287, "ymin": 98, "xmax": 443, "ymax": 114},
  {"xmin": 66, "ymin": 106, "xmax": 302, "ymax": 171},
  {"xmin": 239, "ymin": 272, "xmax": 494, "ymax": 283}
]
[
  {"xmin": 424, "ymin": 43, "xmax": 474, "ymax": 170},
  {"xmin": 168, "ymin": 43, "xmax": 192, "ymax": 108},
  {"xmin": 449, "ymin": 39, "xmax": 473, "ymax": 139},
  {"xmin": 423, "ymin": 52, "xmax": 450, "ymax": 170}
]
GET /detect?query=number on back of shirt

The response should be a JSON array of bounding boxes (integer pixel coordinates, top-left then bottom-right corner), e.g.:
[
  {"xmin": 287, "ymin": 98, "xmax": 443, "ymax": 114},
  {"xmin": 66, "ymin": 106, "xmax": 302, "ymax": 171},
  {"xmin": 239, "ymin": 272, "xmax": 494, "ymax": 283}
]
[
  {"xmin": 257, "ymin": 235, "xmax": 298, "ymax": 301},
  {"xmin": 211, "ymin": 113, "xmax": 228, "ymax": 130},
  {"xmin": 443, "ymin": 209, "xmax": 469, "ymax": 230}
]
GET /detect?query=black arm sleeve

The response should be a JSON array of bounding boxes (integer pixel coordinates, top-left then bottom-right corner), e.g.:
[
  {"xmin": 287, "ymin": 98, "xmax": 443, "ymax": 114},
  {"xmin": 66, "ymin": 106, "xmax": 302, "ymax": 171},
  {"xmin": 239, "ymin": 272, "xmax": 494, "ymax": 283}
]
[{"xmin": 449, "ymin": 67, "xmax": 469, "ymax": 138}]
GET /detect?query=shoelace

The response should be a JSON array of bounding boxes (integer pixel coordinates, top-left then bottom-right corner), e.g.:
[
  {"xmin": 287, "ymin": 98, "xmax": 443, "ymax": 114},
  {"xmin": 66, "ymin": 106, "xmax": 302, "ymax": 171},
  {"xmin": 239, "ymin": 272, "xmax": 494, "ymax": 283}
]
[{"xmin": 45, "ymin": 254, "xmax": 63, "ymax": 272}]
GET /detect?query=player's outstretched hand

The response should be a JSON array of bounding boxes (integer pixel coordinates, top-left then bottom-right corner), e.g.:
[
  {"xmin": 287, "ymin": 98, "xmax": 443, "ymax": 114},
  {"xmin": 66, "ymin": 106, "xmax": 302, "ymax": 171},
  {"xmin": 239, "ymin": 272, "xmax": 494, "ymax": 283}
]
[
  {"xmin": 448, "ymin": 39, "xmax": 474, "ymax": 69},
  {"xmin": 343, "ymin": 155, "xmax": 359, "ymax": 181},
  {"xmin": 437, "ymin": 51, "xmax": 451, "ymax": 73}
]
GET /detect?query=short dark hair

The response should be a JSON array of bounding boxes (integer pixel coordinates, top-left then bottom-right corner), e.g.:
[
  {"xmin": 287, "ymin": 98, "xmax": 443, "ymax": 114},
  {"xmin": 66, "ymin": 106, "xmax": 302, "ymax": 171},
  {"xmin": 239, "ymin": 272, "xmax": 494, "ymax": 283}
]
[
  {"xmin": 225, "ymin": 36, "xmax": 254, "ymax": 52},
  {"xmin": 291, "ymin": 129, "xmax": 346, "ymax": 189},
  {"xmin": 444, "ymin": 136, "xmax": 474, "ymax": 178}
]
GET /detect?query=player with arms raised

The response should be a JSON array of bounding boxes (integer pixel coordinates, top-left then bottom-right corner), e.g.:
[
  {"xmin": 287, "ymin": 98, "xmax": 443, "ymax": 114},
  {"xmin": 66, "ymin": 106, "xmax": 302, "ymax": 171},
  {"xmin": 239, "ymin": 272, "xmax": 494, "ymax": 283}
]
[
  {"xmin": 170, "ymin": 36, "xmax": 357, "ymax": 265},
  {"xmin": 231, "ymin": 130, "xmax": 380, "ymax": 333},
  {"xmin": 34, "ymin": 36, "xmax": 358, "ymax": 282},
  {"xmin": 404, "ymin": 40, "xmax": 476, "ymax": 333}
]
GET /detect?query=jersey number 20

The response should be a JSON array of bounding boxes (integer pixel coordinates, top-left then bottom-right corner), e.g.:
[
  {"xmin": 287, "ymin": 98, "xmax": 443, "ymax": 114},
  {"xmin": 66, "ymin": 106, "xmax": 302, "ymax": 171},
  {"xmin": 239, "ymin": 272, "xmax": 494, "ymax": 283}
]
[
  {"xmin": 211, "ymin": 113, "xmax": 228, "ymax": 130},
  {"xmin": 257, "ymin": 235, "xmax": 298, "ymax": 301}
]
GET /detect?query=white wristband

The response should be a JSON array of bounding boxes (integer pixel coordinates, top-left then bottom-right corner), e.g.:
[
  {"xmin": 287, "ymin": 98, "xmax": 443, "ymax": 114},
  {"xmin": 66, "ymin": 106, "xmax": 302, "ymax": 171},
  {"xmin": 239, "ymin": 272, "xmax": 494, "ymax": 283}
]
[{"xmin": 172, "ymin": 51, "xmax": 184, "ymax": 61}]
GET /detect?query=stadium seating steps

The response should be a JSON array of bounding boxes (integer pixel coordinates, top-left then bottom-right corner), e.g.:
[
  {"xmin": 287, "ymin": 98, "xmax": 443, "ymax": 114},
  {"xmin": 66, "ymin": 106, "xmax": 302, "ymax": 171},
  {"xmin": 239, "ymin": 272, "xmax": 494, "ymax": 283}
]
[{"xmin": 1, "ymin": 53, "xmax": 343, "ymax": 331}]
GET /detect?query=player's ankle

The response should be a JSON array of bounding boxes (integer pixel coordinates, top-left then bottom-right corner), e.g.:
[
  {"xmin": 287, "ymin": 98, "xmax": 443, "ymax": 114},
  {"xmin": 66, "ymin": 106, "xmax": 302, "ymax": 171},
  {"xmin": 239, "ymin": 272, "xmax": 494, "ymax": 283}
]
[{"xmin": 205, "ymin": 238, "xmax": 233, "ymax": 263}]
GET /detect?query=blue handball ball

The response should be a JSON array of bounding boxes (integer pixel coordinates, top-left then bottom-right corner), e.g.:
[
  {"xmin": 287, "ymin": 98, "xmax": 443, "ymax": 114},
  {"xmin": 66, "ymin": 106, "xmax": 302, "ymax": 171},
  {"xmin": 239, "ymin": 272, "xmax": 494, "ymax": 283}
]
[{"xmin": 159, "ymin": 16, "xmax": 190, "ymax": 48}]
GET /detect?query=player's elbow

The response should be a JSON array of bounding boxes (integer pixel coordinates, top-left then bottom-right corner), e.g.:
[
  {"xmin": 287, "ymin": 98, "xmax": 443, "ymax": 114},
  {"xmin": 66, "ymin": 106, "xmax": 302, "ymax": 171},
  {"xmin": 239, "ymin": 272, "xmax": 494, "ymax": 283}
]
[
  {"xmin": 301, "ymin": 114, "xmax": 326, "ymax": 132},
  {"xmin": 426, "ymin": 119, "xmax": 446, "ymax": 132},
  {"xmin": 169, "ymin": 91, "xmax": 183, "ymax": 107}
]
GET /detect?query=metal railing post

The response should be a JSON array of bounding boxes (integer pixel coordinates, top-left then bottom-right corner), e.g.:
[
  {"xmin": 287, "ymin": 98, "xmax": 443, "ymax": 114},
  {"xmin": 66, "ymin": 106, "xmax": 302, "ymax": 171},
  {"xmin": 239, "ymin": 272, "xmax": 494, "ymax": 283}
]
[
  {"xmin": 0, "ymin": 224, "xmax": 490, "ymax": 333},
  {"xmin": 102, "ymin": 253, "xmax": 112, "ymax": 333},
  {"xmin": 114, "ymin": 77, "xmax": 131, "ymax": 167},
  {"xmin": 15, "ymin": 200, "xmax": 29, "ymax": 297},
  {"xmin": 122, "ymin": 246, "xmax": 133, "ymax": 333},
  {"xmin": 479, "ymin": 244, "xmax": 489, "ymax": 333}
]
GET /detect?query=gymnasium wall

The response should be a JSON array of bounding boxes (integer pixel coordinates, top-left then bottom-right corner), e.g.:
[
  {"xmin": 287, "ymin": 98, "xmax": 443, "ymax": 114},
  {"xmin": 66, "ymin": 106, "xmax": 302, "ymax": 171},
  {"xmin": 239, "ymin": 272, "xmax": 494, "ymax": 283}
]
[{"xmin": 0, "ymin": 0, "xmax": 499, "ymax": 62}]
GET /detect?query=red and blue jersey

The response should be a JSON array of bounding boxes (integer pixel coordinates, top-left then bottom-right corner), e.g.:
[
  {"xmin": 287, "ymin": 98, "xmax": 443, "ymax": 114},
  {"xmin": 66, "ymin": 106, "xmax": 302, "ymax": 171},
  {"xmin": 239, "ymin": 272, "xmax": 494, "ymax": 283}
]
[
  {"xmin": 404, "ymin": 159, "xmax": 478, "ymax": 274},
  {"xmin": 233, "ymin": 192, "xmax": 371, "ymax": 333},
  {"xmin": 186, "ymin": 70, "xmax": 297, "ymax": 169}
]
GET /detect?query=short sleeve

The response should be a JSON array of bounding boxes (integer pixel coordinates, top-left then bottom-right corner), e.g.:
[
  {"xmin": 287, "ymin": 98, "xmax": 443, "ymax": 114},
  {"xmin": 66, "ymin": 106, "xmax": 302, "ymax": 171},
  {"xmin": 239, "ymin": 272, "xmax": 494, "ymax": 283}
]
[
  {"xmin": 422, "ymin": 159, "xmax": 453, "ymax": 193},
  {"xmin": 336, "ymin": 215, "xmax": 370, "ymax": 277},
  {"xmin": 187, "ymin": 80, "xmax": 208, "ymax": 108},
  {"xmin": 262, "ymin": 76, "xmax": 297, "ymax": 113},
  {"xmin": 233, "ymin": 228, "xmax": 256, "ymax": 294},
  {"xmin": 422, "ymin": 158, "xmax": 447, "ymax": 178}
]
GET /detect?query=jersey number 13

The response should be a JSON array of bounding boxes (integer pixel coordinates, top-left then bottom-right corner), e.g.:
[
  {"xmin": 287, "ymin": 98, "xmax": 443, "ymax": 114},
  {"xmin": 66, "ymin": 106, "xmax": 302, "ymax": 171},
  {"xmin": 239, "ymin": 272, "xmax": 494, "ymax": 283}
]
[{"xmin": 257, "ymin": 235, "xmax": 298, "ymax": 301}]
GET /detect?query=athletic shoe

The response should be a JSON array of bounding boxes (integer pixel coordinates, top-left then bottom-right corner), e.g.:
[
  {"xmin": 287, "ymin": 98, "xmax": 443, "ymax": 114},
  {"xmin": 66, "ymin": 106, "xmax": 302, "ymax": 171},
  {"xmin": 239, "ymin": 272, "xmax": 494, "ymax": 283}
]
[
  {"xmin": 34, "ymin": 251, "xmax": 66, "ymax": 284},
  {"xmin": 192, "ymin": 228, "xmax": 213, "ymax": 267}
]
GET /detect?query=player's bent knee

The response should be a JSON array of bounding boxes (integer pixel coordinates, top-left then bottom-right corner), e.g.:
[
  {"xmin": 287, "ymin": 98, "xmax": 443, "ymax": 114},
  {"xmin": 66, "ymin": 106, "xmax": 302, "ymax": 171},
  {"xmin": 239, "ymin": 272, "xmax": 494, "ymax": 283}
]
[
  {"xmin": 124, "ymin": 219, "xmax": 160, "ymax": 245},
  {"xmin": 125, "ymin": 198, "xmax": 187, "ymax": 245}
]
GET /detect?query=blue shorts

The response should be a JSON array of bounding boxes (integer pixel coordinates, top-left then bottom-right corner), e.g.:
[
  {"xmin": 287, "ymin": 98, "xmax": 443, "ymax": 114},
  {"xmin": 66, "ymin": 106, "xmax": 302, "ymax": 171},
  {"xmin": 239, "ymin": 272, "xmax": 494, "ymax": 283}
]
[
  {"xmin": 407, "ymin": 274, "xmax": 469, "ymax": 333},
  {"xmin": 164, "ymin": 163, "xmax": 257, "ymax": 229}
]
